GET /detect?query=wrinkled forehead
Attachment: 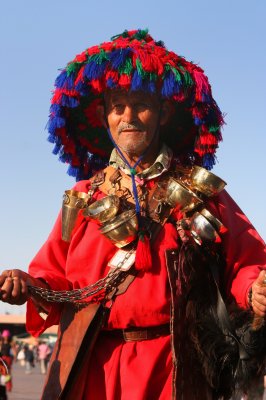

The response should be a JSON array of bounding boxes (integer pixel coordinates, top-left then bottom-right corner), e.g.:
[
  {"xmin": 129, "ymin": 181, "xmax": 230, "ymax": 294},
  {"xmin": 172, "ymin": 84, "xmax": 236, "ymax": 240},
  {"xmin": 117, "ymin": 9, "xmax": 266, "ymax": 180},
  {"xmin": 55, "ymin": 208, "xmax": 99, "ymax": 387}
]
[{"xmin": 104, "ymin": 88, "xmax": 161, "ymax": 106}]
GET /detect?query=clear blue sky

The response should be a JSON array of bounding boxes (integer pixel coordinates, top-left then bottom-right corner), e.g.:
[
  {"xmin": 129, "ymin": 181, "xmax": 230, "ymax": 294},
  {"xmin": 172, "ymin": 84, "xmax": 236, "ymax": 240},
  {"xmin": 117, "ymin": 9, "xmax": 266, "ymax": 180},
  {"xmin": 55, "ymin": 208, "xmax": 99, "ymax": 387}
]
[{"xmin": 0, "ymin": 0, "xmax": 265, "ymax": 313}]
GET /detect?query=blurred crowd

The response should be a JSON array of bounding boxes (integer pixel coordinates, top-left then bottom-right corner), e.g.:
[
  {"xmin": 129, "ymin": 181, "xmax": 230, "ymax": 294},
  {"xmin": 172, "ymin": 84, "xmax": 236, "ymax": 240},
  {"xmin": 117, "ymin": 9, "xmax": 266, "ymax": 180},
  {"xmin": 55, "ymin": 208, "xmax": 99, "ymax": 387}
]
[{"xmin": 0, "ymin": 328, "xmax": 53, "ymax": 400}]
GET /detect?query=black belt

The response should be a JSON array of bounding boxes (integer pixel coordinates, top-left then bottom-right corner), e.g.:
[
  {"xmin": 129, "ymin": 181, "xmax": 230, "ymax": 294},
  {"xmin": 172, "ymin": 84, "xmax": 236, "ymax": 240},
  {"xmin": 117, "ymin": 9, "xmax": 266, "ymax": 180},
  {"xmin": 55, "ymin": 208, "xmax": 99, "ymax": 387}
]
[{"xmin": 101, "ymin": 323, "xmax": 170, "ymax": 342}]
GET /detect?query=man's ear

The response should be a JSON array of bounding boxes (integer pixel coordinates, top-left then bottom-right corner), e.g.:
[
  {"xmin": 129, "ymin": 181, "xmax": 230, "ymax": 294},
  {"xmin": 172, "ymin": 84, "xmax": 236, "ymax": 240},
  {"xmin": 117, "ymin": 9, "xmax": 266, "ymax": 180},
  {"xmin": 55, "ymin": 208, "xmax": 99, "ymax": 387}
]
[
  {"xmin": 160, "ymin": 101, "xmax": 173, "ymax": 126},
  {"xmin": 96, "ymin": 104, "xmax": 107, "ymax": 128}
]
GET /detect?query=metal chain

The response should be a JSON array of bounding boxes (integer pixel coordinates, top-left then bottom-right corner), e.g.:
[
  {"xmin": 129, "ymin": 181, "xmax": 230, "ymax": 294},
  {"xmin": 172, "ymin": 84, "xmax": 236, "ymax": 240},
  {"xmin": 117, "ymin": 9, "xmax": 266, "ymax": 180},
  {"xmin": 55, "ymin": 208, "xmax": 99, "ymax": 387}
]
[{"xmin": 28, "ymin": 248, "xmax": 135, "ymax": 304}]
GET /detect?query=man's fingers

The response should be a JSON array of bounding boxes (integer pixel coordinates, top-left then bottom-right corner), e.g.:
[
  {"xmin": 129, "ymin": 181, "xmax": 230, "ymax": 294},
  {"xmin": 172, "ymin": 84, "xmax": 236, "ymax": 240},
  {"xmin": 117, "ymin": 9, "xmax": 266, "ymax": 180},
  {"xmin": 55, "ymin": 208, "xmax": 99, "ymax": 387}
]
[
  {"xmin": 0, "ymin": 277, "xmax": 14, "ymax": 302},
  {"xmin": 252, "ymin": 289, "xmax": 266, "ymax": 317},
  {"xmin": 255, "ymin": 270, "xmax": 266, "ymax": 286},
  {"xmin": 0, "ymin": 270, "xmax": 12, "ymax": 287},
  {"xmin": 12, "ymin": 277, "xmax": 22, "ymax": 299},
  {"xmin": 0, "ymin": 275, "xmax": 29, "ymax": 305}
]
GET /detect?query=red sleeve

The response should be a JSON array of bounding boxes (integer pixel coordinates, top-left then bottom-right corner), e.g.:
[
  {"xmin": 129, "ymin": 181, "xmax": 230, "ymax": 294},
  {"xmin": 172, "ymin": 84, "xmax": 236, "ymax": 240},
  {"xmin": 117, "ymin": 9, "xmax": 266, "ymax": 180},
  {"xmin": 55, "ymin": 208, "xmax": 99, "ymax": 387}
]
[
  {"xmin": 26, "ymin": 180, "xmax": 91, "ymax": 337},
  {"xmin": 207, "ymin": 190, "xmax": 266, "ymax": 308}
]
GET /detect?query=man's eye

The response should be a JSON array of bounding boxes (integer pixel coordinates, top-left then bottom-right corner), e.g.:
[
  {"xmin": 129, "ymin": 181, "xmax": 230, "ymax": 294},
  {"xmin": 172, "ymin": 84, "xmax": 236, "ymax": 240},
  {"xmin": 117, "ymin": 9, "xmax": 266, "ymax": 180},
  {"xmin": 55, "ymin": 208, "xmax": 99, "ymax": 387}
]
[
  {"xmin": 113, "ymin": 104, "xmax": 124, "ymax": 112},
  {"xmin": 135, "ymin": 103, "xmax": 149, "ymax": 110}
]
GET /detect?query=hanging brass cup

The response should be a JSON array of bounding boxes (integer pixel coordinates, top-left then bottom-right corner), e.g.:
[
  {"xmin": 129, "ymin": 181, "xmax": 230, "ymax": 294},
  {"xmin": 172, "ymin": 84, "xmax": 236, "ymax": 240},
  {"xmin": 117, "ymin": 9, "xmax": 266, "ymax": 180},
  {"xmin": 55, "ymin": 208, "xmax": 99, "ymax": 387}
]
[
  {"xmin": 62, "ymin": 190, "xmax": 89, "ymax": 242},
  {"xmin": 83, "ymin": 195, "xmax": 120, "ymax": 224},
  {"xmin": 200, "ymin": 208, "xmax": 225, "ymax": 233},
  {"xmin": 190, "ymin": 166, "xmax": 226, "ymax": 197},
  {"xmin": 166, "ymin": 177, "xmax": 203, "ymax": 212},
  {"xmin": 190, "ymin": 212, "xmax": 221, "ymax": 245},
  {"xmin": 100, "ymin": 209, "xmax": 138, "ymax": 248}
]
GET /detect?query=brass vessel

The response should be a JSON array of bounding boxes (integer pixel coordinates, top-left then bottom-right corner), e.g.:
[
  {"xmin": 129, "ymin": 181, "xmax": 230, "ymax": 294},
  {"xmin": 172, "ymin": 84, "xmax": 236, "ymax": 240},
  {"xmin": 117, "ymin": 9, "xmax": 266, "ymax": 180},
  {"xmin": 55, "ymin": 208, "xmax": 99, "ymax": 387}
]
[
  {"xmin": 83, "ymin": 195, "xmax": 120, "ymax": 224},
  {"xmin": 100, "ymin": 209, "xmax": 138, "ymax": 248},
  {"xmin": 190, "ymin": 166, "xmax": 226, "ymax": 197},
  {"xmin": 62, "ymin": 190, "xmax": 89, "ymax": 242},
  {"xmin": 199, "ymin": 208, "xmax": 225, "ymax": 233},
  {"xmin": 166, "ymin": 177, "xmax": 203, "ymax": 212},
  {"xmin": 190, "ymin": 212, "xmax": 221, "ymax": 245}
]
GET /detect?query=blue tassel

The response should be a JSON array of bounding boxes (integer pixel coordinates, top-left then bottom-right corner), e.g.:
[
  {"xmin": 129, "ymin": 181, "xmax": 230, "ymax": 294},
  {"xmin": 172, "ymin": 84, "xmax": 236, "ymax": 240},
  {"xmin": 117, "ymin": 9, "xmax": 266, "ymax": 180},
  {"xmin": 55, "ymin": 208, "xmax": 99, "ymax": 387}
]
[
  {"xmin": 59, "ymin": 153, "xmax": 68, "ymax": 163},
  {"xmin": 202, "ymin": 153, "xmax": 216, "ymax": 170},
  {"xmin": 48, "ymin": 116, "xmax": 65, "ymax": 134},
  {"xmin": 64, "ymin": 74, "xmax": 75, "ymax": 90},
  {"xmin": 106, "ymin": 78, "xmax": 117, "ymax": 88},
  {"xmin": 202, "ymin": 93, "xmax": 212, "ymax": 103},
  {"xmin": 55, "ymin": 71, "xmax": 76, "ymax": 90},
  {"xmin": 194, "ymin": 117, "xmax": 204, "ymax": 126},
  {"xmin": 47, "ymin": 133, "xmax": 56, "ymax": 143},
  {"xmin": 84, "ymin": 61, "xmax": 107, "ymax": 80},
  {"xmin": 75, "ymin": 80, "xmax": 90, "ymax": 96},
  {"xmin": 52, "ymin": 144, "xmax": 61, "ymax": 155},
  {"xmin": 54, "ymin": 135, "xmax": 62, "ymax": 145},
  {"xmin": 161, "ymin": 72, "xmax": 180, "ymax": 97},
  {"xmin": 146, "ymin": 79, "xmax": 156, "ymax": 93},
  {"xmin": 61, "ymin": 94, "xmax": 79, "ymax": 108},
  {"xmin": 109, "ymin": 48, "xmax": 132, "ymax": 69},
  {"xmin": 55, "ymin": 70, "xmax": 68, "ymax": 89},
  {"xmin": 131, "ymin": 70, "xmax": 143, "ymax": 91},
  {"xmin": 50, "ymin": 104, "xmax": 62, "ymax": 115},
  {"xmin": 67, "ymin": 165, "xmax": 79, "ymax": 178}
]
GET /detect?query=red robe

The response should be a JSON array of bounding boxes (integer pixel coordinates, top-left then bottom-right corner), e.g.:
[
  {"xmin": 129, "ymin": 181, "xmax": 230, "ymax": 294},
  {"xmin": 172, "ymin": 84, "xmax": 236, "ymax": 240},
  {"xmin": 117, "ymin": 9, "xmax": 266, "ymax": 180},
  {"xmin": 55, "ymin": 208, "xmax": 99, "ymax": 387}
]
[{"xmin": 26, "ymin": 180, "xmax": 266, "ymax": 399}]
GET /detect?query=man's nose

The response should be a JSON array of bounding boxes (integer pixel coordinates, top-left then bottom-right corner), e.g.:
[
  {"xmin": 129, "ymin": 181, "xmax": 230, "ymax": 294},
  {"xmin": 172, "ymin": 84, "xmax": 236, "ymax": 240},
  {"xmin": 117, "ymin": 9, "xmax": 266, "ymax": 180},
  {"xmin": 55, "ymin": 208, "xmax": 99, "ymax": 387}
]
[{"xmin": 122, "ymin": 105, "xmax": 136, "ymax": 122}]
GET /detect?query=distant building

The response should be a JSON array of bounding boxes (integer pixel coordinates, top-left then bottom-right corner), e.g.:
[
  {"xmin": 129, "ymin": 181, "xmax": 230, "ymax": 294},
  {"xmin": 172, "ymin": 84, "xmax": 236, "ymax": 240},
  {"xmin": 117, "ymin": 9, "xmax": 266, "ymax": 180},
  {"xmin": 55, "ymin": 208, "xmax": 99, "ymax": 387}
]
[{"xmin": 0, "ymin": 314, "xmax": 57, "ymax": 337}]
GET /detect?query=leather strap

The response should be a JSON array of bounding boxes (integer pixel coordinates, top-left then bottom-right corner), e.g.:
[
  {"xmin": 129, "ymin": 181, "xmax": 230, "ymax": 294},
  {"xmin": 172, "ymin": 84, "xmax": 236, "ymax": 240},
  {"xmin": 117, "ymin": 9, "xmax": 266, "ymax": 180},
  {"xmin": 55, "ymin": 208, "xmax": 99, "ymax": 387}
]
[{"xmin": 101, "ymin": 323, "xmax": 170, "ymax": 342}]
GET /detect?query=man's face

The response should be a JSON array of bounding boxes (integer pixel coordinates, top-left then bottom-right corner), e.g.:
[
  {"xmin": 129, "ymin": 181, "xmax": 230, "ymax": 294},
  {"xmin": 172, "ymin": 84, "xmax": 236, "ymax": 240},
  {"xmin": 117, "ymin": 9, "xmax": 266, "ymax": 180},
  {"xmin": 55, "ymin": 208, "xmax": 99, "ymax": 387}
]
[{"xmin": 104, "ymin": 90, "xmax": 163, "ymax": 157}]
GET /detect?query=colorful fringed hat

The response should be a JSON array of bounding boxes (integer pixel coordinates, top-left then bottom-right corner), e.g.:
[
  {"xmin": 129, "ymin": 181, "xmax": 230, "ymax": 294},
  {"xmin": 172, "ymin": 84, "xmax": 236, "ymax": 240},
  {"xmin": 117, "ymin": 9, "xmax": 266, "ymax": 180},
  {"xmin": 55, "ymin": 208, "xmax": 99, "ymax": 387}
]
[{"xmin": 47, "ymin": 29, "xmax": 224, "ymax": 180}]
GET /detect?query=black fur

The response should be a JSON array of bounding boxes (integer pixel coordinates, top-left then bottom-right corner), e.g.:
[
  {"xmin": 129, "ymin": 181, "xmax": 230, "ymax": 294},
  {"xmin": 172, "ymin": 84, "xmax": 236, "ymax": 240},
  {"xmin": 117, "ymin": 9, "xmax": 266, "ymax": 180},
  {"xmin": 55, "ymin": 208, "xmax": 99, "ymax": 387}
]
[{"xmin": 178, "ymin": 242, "xmax": 266, "ymax": 399}]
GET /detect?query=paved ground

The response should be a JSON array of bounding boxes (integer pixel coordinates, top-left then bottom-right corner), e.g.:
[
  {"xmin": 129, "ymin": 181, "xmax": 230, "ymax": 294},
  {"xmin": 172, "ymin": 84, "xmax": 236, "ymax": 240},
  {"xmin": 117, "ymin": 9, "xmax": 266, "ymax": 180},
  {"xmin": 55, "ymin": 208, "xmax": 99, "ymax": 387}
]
[{"xmin": 7, "ymin": 362, "xmax": 45, "ymax": 400}]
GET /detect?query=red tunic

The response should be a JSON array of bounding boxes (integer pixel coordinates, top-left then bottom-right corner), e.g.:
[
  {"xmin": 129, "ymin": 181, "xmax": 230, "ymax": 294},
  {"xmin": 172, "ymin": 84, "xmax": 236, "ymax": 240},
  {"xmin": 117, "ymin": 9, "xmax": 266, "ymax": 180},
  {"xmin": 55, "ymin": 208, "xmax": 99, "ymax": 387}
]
[{"xmin": 26, "ymin": 180, "xmax": 266, "ymax": 399}]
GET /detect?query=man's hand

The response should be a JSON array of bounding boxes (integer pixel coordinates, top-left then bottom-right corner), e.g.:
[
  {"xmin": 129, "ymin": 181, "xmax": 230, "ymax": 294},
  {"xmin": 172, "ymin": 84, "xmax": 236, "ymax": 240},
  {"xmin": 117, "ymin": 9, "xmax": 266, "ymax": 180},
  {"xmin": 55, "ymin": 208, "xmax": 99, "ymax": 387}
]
[
  {"xmin": 0, "ymin": 269, "xmax": 44, "ymax": 305},
  {"xmin": 251, "ymin": 270, "xmax": 266, "ymax": 317}
]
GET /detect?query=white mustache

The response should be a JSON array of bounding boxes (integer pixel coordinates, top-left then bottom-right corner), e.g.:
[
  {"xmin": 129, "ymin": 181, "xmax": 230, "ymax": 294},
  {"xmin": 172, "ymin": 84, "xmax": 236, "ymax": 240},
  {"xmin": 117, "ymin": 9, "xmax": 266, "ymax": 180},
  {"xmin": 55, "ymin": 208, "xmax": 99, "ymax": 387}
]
[{"xmin": 117, "ymin": 123, "xmax": 143, "ymax": 135}]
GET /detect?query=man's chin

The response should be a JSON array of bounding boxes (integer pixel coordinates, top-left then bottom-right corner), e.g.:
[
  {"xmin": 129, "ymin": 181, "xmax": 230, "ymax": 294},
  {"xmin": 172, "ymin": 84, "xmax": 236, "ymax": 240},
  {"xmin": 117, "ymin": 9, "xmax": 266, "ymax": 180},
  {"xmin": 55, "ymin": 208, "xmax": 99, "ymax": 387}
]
[{"xmin": 119, "ymin": 144, "xmax": 148, "ymax": 157}]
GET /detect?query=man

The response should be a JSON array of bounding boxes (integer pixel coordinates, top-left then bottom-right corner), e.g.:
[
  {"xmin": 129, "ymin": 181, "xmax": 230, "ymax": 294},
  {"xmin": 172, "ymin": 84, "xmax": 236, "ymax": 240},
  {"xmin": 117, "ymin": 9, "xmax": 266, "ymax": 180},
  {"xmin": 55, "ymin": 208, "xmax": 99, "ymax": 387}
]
[{"xmin": 0, "ymin": 29, "xmax": 266, "ymax": 399}]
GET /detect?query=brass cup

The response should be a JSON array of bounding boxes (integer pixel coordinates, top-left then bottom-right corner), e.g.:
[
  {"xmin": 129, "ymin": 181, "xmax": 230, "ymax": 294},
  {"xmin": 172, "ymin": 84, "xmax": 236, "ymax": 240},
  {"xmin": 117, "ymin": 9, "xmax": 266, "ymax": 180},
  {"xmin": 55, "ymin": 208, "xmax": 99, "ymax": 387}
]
[
  {"xmin": 100, "ymin": 209, "xmax": 138, "ymax": 248},
  {"xmin": 83, "ymin": 195, "xmax": 120, "ymax": 224},
  {"xmin": 190, "ymin": 166, "xmax": 226, "ymax": 197},
  {"xmin": 166, "ymin": 177, "xmax": 203, "ymax": 212},
  {"xmin": 62, "ymin": 190, "xmax": 89, "ymax": 242},
  {"xmin": 200, "ymin": 208, "xmax": 225, "ymax": 233},
  {"xmin": 190, "ymin": 212, "xmax": 221, "ymax": 245}
]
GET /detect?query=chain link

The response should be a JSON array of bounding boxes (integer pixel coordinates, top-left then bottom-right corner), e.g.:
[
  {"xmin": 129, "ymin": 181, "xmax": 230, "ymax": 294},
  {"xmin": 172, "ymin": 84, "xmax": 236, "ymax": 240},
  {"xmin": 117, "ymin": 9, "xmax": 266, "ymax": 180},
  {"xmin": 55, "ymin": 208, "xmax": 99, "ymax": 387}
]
[{"xmin": 28, "ymin": 249, "xmax": 135, "ymax": 304}]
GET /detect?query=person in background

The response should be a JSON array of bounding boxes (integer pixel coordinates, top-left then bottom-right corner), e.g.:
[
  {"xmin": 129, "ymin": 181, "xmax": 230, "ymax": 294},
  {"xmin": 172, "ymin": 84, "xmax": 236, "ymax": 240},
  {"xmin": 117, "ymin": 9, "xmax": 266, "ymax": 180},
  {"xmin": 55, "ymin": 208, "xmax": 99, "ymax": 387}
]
[
  {"xmin": 38, "ymin": 341, "xmax": 50, "ymax": 374},
  {"xmin": 0, "ymin": 331, "xmax": 13, "ymax": 393},
  {"xmin": 23, "ymin": 344, "xmax": 35, "ymax": 374}
]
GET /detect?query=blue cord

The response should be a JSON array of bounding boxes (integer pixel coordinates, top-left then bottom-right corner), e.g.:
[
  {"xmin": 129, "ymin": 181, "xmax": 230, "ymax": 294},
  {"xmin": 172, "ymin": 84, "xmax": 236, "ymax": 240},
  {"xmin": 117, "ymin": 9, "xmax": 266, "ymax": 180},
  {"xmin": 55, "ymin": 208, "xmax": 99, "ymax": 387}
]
[{"xmin": 107, "ymin": 128, "xmax": 143, "ymax": 215}]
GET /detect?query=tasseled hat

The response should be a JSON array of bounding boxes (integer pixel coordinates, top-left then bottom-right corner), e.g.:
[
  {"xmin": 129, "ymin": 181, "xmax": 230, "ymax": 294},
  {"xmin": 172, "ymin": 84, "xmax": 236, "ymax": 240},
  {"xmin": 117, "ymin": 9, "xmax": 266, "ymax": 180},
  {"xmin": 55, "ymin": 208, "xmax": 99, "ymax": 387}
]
[{"xmin": 47, "ymin": 29, "xmax": 224, "ymax": 180}]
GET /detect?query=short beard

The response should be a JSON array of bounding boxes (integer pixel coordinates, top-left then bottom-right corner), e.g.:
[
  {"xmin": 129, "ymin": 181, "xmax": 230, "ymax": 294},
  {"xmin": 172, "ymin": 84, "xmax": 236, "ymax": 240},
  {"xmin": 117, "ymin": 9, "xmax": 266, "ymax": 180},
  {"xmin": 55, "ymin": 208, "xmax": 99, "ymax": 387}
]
[{"xmin": 117, "ymin": 136, "xmax": 148, "ymax": 156}]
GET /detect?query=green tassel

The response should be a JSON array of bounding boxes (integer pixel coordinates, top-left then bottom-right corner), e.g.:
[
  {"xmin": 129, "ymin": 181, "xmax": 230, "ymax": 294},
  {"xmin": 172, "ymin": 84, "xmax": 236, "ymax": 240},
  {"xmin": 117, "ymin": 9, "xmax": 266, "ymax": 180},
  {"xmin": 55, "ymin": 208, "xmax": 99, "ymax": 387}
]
[
  {"xmin": 89, "ymin": 49, "xmax": 109, "ymax": 64},
  {"xmin": 208, "ymin": 125, "xmax": 220, "ymax": 133},
  {"xmin": 183, "ymin": 71, "xmax": 194, "ymax": 87},
  {"xmin": 171, "ymin": 67, "xmax": 182, "ymax": 83},
  {"xmin": 134, "ymin": 29, "xmax": 149, "ymax": 41},
  {"xmin": 66, "ymin": 62, "xmax": 80, "ymax": 76},
  {"xmin": 136, "ymin": 59, "xmax": 147, "ymax": 78},
  {"xmin": 149, "ymin": 72, "xmax": 157, "ymax": 81},
  {"xmin": 119, "ymin": 58, "xmax": 133, "ymax": 75}
]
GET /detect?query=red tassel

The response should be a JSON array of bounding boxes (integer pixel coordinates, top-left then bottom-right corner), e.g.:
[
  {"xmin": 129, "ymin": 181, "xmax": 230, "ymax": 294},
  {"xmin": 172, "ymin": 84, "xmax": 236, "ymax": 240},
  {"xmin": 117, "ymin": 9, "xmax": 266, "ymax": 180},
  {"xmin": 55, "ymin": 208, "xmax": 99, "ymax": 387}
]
[{"xmin": 135, "ymin": 233, "xmax": 152, "ymax": 272}]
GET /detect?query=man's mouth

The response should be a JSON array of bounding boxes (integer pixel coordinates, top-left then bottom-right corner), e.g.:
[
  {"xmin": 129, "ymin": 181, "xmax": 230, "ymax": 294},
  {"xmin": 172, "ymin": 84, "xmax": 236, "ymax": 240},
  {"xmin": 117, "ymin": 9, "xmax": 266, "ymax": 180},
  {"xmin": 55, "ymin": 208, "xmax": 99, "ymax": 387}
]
[{"xmin": 118, "ymin": 123, "xmax": 143, "ymax": 134}]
